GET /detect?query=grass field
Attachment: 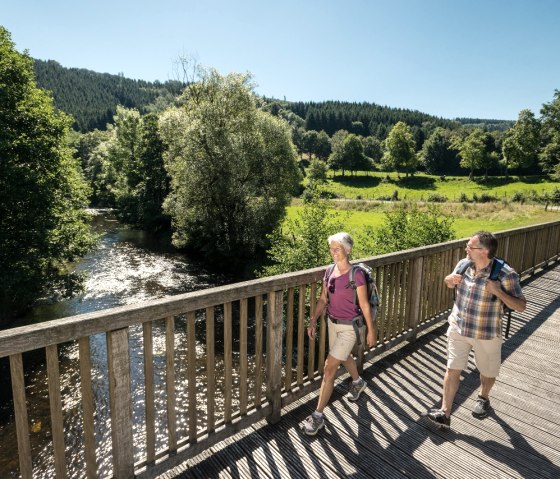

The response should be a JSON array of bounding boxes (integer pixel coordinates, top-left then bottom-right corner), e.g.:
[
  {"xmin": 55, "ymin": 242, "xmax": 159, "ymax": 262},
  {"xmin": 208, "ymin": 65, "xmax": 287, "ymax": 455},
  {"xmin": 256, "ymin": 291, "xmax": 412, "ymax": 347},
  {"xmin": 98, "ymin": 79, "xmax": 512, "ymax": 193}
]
[
  {"xmin": 286, "ymin": 201, "xmax": 560, "ymax": 240},
  {"xmin": 322, "ymin": 171, "xmax": 560, "ymax": 202}
]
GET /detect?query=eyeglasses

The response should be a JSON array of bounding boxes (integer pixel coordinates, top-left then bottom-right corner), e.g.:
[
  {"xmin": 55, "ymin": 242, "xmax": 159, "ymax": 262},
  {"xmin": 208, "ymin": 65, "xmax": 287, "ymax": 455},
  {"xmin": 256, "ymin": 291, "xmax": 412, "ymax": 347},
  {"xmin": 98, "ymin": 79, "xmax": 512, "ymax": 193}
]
[
  {"xmin": 465, "ymin": 244, "xmax": 483, "ymax": 250},
  {"xmin": 328, "ymin": 278, "xmax": 336, "ymax": 294}
]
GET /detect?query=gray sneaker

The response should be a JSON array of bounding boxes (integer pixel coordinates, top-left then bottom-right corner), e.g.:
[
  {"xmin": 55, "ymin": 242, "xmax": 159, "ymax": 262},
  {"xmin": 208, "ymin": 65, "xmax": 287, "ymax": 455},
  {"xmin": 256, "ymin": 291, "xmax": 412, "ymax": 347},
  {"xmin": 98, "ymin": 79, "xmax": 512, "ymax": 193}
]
[
  {"xmin": 472, "ymin": 395, "xmax": 490, "ymax": 418},
  {"xmin": 346, "ymin": 378, "xmax": 367, "ymax": 402},
  {"xmin": 301, "ymin": 413, "xmax": 324, "ymax": 436}
]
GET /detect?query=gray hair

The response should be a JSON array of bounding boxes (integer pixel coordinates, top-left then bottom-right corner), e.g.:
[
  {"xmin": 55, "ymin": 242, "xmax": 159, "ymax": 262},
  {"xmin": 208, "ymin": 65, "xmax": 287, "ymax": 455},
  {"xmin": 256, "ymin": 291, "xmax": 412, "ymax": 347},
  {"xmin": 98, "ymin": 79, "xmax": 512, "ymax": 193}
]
[{"xmin": 327, "ymin": 232, "xmax": 353, "ymax": 254}]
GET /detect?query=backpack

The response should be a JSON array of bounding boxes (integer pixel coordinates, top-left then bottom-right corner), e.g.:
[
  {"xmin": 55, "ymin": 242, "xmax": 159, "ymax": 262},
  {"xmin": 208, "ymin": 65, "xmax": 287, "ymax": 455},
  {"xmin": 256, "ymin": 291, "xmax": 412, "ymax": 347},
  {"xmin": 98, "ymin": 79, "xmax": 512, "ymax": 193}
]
[
  {"xmin": 325, "ymin": 263, "xmax": 380, "ymax": 345},
  {"xmin": 455, "ymin": 257, "xmax": 513, "ymax": 338}
]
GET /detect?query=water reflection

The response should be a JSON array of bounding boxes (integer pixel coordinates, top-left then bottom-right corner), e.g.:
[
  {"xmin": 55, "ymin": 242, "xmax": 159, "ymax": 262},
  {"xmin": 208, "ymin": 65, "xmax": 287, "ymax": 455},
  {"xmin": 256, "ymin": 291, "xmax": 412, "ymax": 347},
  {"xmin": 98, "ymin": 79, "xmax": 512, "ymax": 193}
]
[{"xmin": 0, "ymin": 210, "xmax": 239, "ymax": 478}]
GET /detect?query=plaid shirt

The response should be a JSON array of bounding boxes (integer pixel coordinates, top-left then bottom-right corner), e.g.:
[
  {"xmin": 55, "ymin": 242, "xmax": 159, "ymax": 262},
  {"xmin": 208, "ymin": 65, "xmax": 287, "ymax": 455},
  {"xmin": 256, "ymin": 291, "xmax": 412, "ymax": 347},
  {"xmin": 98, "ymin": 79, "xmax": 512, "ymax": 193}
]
[{"xmin": 448, "ymin": 259, "xmax": 525, "ymax": 339}]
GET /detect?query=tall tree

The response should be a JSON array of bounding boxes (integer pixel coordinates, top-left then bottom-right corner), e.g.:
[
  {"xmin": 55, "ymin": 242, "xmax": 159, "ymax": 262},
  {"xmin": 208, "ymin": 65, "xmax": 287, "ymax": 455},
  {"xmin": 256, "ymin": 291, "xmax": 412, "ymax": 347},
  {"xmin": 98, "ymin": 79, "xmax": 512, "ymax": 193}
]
[
  {"xmin": 382, "ymin": 121, "xmax": 417, "ymax": 177},
  {"xmin": 453, "ymin": 128, "xmax": 486, "ymax": 179},
  {"xmin": 539, "ymin": 90, "xmax": 560, "ymax": 174},
  {"xmin": 159, "ymin": 67, "xmax": 301, "ymax": 263},
  {"xmin": 501, "ymin": 109, "xmax": 540, "ymax": 176},
  {"xmin": 418, "ymin": 127, "xmax": 459, "ymax": 175},
  {"xmin": 0, "ymin": 27, "xmax": 95, "ymax": 321}
]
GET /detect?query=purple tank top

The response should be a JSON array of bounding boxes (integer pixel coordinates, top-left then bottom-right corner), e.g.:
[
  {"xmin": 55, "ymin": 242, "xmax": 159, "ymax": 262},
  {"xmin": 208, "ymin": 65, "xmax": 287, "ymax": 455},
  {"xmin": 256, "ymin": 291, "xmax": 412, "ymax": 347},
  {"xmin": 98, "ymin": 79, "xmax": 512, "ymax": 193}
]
[{"xmin": 325, "ymin": 267, "xmax": 366, "ymax": 320}]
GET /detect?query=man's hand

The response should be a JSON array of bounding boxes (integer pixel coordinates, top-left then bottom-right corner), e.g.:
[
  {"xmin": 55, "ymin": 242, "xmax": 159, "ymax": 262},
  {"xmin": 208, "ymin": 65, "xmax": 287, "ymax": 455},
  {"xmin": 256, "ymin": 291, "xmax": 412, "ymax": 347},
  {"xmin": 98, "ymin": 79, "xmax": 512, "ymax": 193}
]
[
  {"xmin": 445, "ymin": 273, "xmax": 463, "ymax": 288},
  {"xmin": 485, "ymin": 279, "xmax": 502, "ymax": 295}
]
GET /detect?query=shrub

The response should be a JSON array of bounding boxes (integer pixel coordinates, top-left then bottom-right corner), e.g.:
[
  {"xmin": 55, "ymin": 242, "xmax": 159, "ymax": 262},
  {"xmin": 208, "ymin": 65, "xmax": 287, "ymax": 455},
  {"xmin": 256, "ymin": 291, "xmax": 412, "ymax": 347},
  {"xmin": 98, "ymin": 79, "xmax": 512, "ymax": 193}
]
[
  {"xmin": 427, "ymin": 193, "xmax": 448, "ymax": 203},
  {"xmin": 391, "ymin": 190, "xmax": 399, "ymax": 201},
  {"xmin": 511, "ymin": 192, "xmax": 525, "ymax": 203},
  {"xmin": 459, "ymin": 192, "xmax": 469, "ymax": 203}
]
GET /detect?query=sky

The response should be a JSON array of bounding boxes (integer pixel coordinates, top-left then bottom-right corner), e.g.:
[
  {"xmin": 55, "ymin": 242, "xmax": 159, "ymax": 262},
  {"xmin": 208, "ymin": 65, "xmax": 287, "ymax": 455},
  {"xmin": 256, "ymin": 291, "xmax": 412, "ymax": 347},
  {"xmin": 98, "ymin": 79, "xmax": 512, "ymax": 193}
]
[{"xmin": 3, "ymin": 0, "xmax": 560, "ymax": 121}]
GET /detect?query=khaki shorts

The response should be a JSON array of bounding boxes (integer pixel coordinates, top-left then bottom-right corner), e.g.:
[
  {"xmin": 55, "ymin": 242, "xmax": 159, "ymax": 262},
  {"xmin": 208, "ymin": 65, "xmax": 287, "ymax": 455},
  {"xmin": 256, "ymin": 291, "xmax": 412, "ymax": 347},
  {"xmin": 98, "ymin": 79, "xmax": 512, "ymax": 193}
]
[
  {"xmin": 327, "ymin": 318, "xmax": 357, "ymax": 361},
  {"xmin": 447, "ymin": 330, "xmax": 502, "ymax": 378}
]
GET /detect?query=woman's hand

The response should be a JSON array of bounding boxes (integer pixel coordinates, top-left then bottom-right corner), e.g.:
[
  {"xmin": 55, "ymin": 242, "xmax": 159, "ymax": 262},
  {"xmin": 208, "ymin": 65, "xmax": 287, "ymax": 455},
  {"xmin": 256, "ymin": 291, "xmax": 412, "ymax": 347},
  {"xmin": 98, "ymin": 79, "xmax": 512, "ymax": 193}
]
[
  {"xmin": 307, "ymin": 319, "xmax": 317, "ymax": 339},
  {"xmin": 367, "ymin": 328, "xmax": 377, "ymax": 348}
]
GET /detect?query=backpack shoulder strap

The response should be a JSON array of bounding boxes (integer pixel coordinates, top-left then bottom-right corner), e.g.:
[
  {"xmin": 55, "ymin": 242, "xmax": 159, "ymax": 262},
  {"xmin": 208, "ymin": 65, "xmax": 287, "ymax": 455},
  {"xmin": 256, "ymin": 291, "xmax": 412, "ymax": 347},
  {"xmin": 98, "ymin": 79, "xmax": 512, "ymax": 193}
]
[
  {"xmin": 489, "ymin": 258, "xmax": 506, "ymax": 281},
  {"xmin": 456, "ymin": 259, "xmax": 471, "ymax": 275}
]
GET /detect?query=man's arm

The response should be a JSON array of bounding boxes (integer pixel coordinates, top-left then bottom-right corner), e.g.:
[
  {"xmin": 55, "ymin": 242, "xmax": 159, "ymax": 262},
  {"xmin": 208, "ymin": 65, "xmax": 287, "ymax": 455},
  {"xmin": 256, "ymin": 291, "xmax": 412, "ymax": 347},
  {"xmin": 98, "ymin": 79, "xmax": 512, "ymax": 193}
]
[{"xmin": 486, "ymin": 279, "xmax": 527, "ymax": 312}]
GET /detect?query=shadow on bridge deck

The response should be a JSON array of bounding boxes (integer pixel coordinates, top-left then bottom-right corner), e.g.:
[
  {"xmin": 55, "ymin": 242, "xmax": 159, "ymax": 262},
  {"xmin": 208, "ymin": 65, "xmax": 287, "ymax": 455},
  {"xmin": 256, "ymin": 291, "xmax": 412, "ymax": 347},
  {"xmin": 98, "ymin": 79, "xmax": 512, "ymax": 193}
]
[{"xmin": 163, "ymin": 263, "xmax": 560, "ymax": 479}]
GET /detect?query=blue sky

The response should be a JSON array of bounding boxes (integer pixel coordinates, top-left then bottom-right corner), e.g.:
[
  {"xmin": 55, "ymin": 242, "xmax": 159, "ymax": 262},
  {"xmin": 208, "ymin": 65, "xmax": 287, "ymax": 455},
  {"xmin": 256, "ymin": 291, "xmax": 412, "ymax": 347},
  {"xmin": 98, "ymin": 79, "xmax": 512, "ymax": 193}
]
[{"xmin": 3, "ymin": 0, "xmax": 559, "ymax": 120}]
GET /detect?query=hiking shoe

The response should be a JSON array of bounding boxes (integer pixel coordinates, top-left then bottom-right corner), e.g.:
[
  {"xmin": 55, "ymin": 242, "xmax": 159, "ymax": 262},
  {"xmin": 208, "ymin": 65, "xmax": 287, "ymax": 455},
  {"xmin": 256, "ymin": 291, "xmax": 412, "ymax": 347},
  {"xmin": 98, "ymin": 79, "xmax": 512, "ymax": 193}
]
[
  {"xmin": 472, "ymin": 395, "xmax": 491, "ymax": 418},
  {"xmin": 346, "ymin": 378, "xmax": 367, "ymax": 402},
  {"xmin": 301, "ymin": 413, "xmax": 324, "ymax": 436},
  {"xmin": 427, "ymin": 409, "xmax": 451, "ymax": 430}
]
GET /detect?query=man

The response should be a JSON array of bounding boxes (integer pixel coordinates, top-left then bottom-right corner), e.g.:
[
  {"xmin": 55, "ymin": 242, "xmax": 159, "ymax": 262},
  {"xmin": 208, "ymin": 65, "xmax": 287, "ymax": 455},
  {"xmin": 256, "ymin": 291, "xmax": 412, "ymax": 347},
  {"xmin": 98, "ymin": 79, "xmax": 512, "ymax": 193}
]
[{"xmin": 427, "ymin": 231, "xmax": 526, "ymax": 430}]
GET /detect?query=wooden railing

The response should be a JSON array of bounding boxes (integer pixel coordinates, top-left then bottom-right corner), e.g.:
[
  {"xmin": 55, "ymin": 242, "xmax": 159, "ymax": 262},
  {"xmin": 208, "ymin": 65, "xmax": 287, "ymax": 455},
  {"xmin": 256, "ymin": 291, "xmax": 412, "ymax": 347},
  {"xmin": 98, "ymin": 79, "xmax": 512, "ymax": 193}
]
[{"xmin": 1, "ymin": 220, "xmax": 559, "ymax": 478}]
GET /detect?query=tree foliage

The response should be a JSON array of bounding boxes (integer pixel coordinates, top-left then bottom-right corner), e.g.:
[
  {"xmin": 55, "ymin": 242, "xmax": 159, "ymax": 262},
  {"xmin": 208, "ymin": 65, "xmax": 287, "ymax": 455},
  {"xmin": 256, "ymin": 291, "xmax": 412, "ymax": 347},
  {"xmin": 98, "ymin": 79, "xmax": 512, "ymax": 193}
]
[
  {"xmin": 159, "ymin": 67, "xmax": 301, "ymax": 263},
  {"xmin": 418, "ymin": 127, "xmax": 460, "ymax": 174},
  {"xmin": 34, "ymin": 59, "xmax": 183, "ymax": 132},
  {"xmin": 382, "ymin": 121, "xmax": 418, "ymax": 177},
  {"xmin": 258, "ymin": 190, "xmax": 345, "ymax": 276},
  {"xmin": 0, "ymin": 27, "xmax": 96, "ymax": 321},
  {"xmin": 502, "ymin": 109, "xmax": 540, "ymax": 174},
  {"xmin": 354, "ymin": 204, "xmax": 455, "ymax": 257},
  {"xmin": 539, "ymin": 90, "xmax": 560, "ymax": 173}
]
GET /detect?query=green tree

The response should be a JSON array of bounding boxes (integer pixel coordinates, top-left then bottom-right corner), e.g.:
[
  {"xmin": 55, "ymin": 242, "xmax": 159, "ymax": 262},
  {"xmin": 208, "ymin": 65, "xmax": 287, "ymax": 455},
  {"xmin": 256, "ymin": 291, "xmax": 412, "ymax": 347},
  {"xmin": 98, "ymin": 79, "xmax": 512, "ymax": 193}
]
[
  {"xmin": 307, "ymin": 158, "xmax": 328, "ymax": 184},
  {"xmin": 315, "ymin": 130, "xmax": 332, "ymax": 160},
  {"xmin": 159, "ymin": 67, "xmax": 301, "ymax": 263},
  {"xmin": 362, "ymin": 136, "xmax": 383, "ymax": 167},
  {"xmin": 327, "ymin": 129, "xmax": 349, "ymax": 174},
  {"xmin": 539, "ymin": 90, "xmax": 560, "ymax": 174},
  {"xmin": 354, "ymin": 204, "xmax": 455, "ymax": 257},
  {"xmin": 502, "ymin": 109, "xmax": 540, "ymax": 176},
  {"xmin": 258, "ymin": 190, "xmax": 345, "ymax": 276},
  {"xmin": 453, "ymin": 128, "xmax": 486, "ymax": 179},
  {"xmin": 0, "ymin": 27, "xmax": 95, "ymax": 321},
  {"xmin": 418, "ymin": 127, "xmax": 459, "ymax": 175},
  {"xmin": 382, "ymin": 121, "xmax": 417, "ymax": 177}
]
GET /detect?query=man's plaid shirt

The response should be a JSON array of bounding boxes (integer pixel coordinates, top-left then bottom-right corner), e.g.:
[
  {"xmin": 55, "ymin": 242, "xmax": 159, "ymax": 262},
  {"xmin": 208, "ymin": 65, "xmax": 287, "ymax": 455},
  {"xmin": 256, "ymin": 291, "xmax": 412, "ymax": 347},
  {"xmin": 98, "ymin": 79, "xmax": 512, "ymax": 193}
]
[{"xmin": 448, "ymin": 259, "xmax": 525, "ymax": 340}]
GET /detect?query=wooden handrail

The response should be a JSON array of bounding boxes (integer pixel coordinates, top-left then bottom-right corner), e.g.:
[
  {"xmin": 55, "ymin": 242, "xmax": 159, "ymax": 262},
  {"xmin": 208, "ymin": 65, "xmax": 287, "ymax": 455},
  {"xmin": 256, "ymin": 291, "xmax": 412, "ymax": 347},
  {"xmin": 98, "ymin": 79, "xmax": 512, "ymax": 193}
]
[{"xmin": 0, "ymin": 220, "xmax": 559, "ymax": 478}]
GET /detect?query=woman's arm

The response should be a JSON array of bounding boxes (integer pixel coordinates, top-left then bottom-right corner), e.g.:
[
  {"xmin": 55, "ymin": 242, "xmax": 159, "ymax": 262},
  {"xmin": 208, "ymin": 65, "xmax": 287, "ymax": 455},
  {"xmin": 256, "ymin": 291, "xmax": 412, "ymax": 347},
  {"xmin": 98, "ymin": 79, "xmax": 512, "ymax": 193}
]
[
  {"xmin": 356, "ymin": 284, "xmax": 377, "ymax": 348},
  {"xmin": 308, "ymin": 279, "xmax": 328, "ymax": 339}
]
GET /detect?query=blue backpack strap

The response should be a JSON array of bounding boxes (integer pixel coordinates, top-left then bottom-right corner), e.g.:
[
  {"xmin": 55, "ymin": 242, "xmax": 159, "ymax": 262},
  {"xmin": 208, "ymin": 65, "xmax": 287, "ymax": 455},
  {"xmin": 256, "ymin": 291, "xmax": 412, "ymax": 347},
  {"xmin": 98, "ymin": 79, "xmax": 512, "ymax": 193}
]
[
  {"xmin": 456, "ymin": 259, "xmax": 472, "ymax": 275},
  {"xmin": 489, "ymin": 257, "xmax": 506, "ymax": 280}
]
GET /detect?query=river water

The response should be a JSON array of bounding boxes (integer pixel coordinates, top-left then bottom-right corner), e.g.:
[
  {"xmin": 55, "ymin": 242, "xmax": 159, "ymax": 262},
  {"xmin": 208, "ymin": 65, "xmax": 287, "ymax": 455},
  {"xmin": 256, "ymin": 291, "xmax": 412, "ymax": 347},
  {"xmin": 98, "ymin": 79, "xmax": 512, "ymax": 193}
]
[{"xmin": 0, "ymin": 210, "xmax": 238, "ymax": 478}]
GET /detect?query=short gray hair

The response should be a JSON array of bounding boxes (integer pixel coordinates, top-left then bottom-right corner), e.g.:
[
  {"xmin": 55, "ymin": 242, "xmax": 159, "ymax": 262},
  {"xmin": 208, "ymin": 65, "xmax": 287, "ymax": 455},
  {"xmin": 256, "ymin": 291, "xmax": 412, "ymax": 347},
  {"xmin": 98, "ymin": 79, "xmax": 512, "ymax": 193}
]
[{"xmin": 327, "ymin": 232, "xmax": 353, "ymax": 254}]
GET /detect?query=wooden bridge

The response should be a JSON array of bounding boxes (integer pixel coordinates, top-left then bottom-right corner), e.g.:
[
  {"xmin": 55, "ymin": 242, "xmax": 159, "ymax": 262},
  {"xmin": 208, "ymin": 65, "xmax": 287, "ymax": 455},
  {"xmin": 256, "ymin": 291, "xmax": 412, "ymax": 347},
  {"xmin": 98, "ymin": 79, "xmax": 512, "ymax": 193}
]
[
  {"xmin": 0, "ymin": 221, "xmax": 559, "ymax": 478},
  {"xmin": 164, "ymin": 262, "xmax": 560, "ymax": 479}
]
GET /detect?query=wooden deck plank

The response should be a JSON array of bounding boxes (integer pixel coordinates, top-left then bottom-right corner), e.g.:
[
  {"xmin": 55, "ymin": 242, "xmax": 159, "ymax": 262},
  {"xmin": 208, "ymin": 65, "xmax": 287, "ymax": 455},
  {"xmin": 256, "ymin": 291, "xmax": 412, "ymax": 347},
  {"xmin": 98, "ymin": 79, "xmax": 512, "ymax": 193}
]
[{"xmin": 164, "ymin": 262, "xmax": 560, "ymax": 479}]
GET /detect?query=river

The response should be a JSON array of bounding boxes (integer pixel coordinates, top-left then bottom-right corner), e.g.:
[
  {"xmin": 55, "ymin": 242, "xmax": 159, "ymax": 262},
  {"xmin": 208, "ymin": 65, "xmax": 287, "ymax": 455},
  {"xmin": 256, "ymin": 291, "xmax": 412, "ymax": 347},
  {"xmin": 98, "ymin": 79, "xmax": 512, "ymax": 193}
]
[{"xmin": 0, "ymin": 210, "xmax": 238, "ymax": 478}]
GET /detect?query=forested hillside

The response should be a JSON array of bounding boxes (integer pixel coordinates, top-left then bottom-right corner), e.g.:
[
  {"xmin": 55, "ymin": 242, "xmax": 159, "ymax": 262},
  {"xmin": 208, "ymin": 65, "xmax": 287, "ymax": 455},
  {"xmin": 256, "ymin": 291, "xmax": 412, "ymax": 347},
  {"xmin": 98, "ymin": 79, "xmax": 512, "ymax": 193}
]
[
  {"xmin": 33, "ymin": 59, "xmax": 512, "ymax": 134},
  {"xmin": 34, "ymin": 59, "xmax": 183, "ymax": 131}
]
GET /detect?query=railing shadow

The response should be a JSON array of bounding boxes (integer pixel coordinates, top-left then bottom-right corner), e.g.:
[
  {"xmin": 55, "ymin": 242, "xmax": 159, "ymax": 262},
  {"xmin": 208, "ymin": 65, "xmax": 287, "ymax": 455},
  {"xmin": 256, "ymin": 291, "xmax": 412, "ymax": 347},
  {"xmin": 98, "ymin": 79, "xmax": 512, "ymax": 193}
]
[{"xmin": 173, "ymin": 263, "xmax": 560, "ymax": 478}]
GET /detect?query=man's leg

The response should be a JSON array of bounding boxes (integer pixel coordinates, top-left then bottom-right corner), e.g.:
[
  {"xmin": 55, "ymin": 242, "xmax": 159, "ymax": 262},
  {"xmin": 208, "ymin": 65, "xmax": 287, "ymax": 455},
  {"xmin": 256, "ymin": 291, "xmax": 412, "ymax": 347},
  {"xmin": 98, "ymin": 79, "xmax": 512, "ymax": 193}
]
[
  {"xmin": 479, "ymin": 374, "xmax": 496, "ymax": 399},
  {"xmin": 442, "ymin": 368, "xmax": 462, "ymax": 417}
]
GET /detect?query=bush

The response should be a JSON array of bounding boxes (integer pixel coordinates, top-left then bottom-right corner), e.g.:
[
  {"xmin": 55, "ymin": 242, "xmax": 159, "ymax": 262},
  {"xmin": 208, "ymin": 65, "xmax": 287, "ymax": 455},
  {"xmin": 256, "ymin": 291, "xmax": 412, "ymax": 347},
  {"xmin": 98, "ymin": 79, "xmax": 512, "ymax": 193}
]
[
  {"xmin": 459, "ymin": 192, "xmax": 469, "ymax": 203},
  {"xmin": 391, "ymin": 190, "xmax": 399, "ymax": 201},
  {"xmin": 473, "ymin": 193, "xmax": 498, "ymax": 203},
  {"xmin": 427, "ymin": 193, "xmax": 448, "ymax": 203},
  {"xmin": 511, "ymin": 192, "xmax": 525, "ymax": 203}
]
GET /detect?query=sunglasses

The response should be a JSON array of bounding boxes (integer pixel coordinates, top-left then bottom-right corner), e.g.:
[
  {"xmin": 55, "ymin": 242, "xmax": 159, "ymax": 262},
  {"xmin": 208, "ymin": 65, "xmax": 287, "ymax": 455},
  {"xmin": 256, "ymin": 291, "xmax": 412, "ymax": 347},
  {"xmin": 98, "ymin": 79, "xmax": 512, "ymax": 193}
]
[{"xmin": 328, "ymin": 278, "xmax": 336, "ymax": 294}]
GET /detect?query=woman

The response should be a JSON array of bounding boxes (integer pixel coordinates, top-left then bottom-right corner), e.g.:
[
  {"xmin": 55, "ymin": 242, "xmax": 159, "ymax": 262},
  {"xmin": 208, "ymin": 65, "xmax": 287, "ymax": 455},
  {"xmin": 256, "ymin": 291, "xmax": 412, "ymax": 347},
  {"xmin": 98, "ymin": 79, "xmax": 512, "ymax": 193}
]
[{"xmin": 301, "ymin": 232, "xmax": 377, "ymax": 436}]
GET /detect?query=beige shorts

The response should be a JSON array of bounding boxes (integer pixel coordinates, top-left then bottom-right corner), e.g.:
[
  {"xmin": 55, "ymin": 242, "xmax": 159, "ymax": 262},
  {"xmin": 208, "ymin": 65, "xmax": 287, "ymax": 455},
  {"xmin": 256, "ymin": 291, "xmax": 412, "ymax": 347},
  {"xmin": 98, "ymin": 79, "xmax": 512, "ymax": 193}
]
[
  {"xmin": 447, "ymin": 330, "xmax": 502, "ymax": 378},
  {"xmin": 327, "ymin": 318, "xmax": 357, "ymax": 361}
]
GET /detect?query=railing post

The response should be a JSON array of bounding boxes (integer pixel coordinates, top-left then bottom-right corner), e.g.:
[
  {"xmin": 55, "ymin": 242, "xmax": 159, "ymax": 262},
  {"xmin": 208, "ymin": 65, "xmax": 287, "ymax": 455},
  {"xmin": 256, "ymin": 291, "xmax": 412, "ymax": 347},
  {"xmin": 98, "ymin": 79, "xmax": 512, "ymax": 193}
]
[
  {"xmin": 266, "ymin": 289, "xmax": 284, "ymax": 424},
  {"xmin": 407, "ymin": 256, "xmax": 424, "ymax": 342},
  {"xmin": 106, "ymin": 327, "xmax": 134, "ymax": 478}
]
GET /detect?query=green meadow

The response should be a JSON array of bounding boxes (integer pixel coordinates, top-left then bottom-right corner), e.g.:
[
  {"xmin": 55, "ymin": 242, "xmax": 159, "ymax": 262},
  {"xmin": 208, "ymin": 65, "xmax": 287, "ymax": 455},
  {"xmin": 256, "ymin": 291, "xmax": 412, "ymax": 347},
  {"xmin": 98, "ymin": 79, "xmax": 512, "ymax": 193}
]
[
  {"xmin": 286, "ymin": 200, "xmax": 560, "ymax": 240},
  {"xmin": 323, "ymin": 172, "xmax": 559, "ymax": 202}
]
